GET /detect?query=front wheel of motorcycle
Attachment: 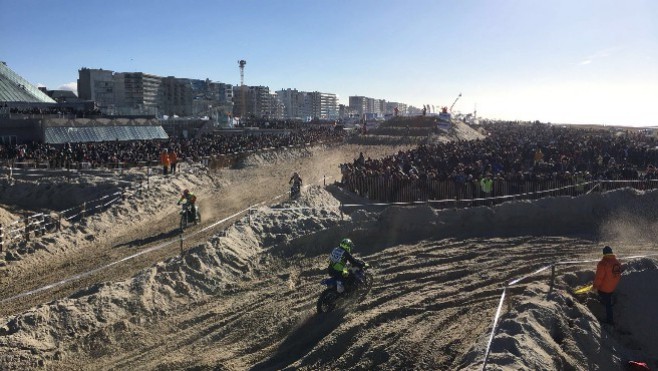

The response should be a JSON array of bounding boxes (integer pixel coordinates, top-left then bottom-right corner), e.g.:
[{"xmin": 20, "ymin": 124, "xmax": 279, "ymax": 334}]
[
  {"xmin": 317, "ymin": 289, "xmax": 339, "ymax": 313},
  {"xmin": 358, "ymin": 273, "xmax": 374, "ymax": 301},
  {"xmin": 180, "ymin": 215, "xmax": 186, "ymax": 231}
]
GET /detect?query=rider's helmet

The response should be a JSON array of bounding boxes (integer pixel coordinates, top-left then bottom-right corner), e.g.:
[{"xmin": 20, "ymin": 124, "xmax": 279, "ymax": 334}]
[
  {"xmin": 183, "ymin": 189, "xmax": 189, "ymax": 196},
  {"xmin": 339, "ymin": 238, "xmax": 354, "ymax": 253}
]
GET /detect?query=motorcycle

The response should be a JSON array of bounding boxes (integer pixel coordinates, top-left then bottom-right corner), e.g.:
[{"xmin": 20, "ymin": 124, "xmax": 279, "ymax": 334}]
[
  {"xmin": 290, "ymin": 181, "xmax": 301, "ymax": 200},
  {"xmin": 179, "ymin": 202, "xmax": 200, "ymax": 230},
  {"xmin": 316, "ymin": 265, "xmax": 373, "ymax": 314}
]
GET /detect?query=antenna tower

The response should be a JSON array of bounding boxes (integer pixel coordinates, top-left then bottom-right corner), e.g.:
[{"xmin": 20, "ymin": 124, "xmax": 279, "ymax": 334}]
[{"xmin": 238, "ymin": 59, "xmax": 247, "ymax": 118}]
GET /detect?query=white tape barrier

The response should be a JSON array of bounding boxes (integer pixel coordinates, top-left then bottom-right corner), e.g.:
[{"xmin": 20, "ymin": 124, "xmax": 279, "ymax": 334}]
[
  {"xmin": 0, "ymin": 175, "xmax": 335, "ymax": 304},
  {"xmin": 0, "ymin": 206, "xmax": 250, "ymax": 305},
  {"xmin": 507, "ymin": 265, "xmax": 552, "ymax": 287},
  {"xmin": 481, "ymin": 253, "xmax": 658, "ymax": 369},
  {"xmin": 482, "ymin": 288, "xmax": 507, "ymax": 371}
]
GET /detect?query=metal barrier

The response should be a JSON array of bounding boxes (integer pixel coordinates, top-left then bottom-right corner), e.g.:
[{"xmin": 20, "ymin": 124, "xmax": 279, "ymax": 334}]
[
  {"xmin": 341, "ymin": 176, "xmax": 658, "ymax": 205},
  {"xmin": 0, "ymin": 182, "xmax": 145, "ymax": 251}
]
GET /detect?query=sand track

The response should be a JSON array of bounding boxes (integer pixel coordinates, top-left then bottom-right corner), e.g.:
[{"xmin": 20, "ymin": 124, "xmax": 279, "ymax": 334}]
[{"xmin": 1, "ymin": 126, "xmax": 657, "ymax": 370}]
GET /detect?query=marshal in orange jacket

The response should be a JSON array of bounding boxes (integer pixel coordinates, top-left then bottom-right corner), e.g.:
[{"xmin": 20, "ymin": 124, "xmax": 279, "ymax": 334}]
[
  {"xmin": 160, "ymin": 150, "xmax": 170, "ymax": 166},
  {"xmin": 593, "ymin": 254, "xmax": 622, "ymax": 294}
]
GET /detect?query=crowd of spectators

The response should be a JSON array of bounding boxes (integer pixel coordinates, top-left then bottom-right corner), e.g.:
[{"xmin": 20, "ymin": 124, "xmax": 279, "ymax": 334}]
[
  {"xmin": 0, "ymin": 125, "xmax": 348, "ymax": 169},
  {"xmin": 340, "ymin": 121, "xmax": 658, "ymax": 202},
  {"xmin": 237, "ymin": 117, "xmax": 337, "ymax": 130},
  {"xmin": 1, "ymin": 104, "xmax": 103, "ymax": 118}
]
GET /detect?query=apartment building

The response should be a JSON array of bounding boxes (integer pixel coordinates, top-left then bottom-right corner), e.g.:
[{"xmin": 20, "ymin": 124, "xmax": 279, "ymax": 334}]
[
  {"xmin": 113, "ymin": 72, "xmax": 163, "ymax": 115},
  {"xmin": 233, "ymin": 85, "xmax": 283, "ymax": 119},
  {"xmin": 277, "ymin": 88, "xmax": 305, "ymax": 119},
  {"xmin": 77, "ymin": 68, "xmax": 114, "ymax": 108},
  {"xmin": 314, "ymin": 91, "xmax": 338, "ymax": 120},
  {"xmin": 386, "ymin": 102, "xmax": 408, "ymax": 116},
  {"xmin": 277, "ymin": 89, "xmax": 338, "ymax": 120},
  {"xmin": 351, "ymin": 96, "xmax": 405, "ymax": 118},
  {"xmin": 348, "ymin": 96, "xmax": 367, "ymax": 116}
]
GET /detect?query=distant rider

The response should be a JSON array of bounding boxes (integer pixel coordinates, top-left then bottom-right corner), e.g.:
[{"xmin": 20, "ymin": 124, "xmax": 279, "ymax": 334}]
[
  {"xmin": 327, "ymin": 238, "xmax": 366, "ymax": 294},
  {"xmin": 289, "ymin": 172, "xmax": 302, "ymax": 196},
  {"xmin": 177, "ymin": 189, "xmax": 197, "ymax": 220},
  {"xmin": 289, "ymin": 172, "xmax": 302, "ymax": 188}
]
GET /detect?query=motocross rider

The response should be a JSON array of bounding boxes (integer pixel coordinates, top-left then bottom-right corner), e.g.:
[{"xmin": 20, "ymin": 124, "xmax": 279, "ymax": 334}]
[
  {"xmin": 327, "ymin": 238, "xmax": 366, "ymax": 294},
  {"xmin": 177, "ymin": 189, "xmax": 197, "ymax": 220},
  {"xmin": 289, "ymin": 172, "xmax": 302, "ymax": 188}
]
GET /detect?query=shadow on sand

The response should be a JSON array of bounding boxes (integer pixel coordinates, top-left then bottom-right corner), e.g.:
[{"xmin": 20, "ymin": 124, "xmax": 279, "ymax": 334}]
[
  {"xmin": 112, "ymin": 228, "xmax": 182, "ymax": 248},
  {"xmin": 250, "ymin": 310, "xmax": 346, "ymax": 370}
]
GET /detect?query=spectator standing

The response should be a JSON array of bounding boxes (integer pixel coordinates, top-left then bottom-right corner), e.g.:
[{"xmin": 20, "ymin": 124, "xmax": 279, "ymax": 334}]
[
  {"xmin": 480, "ymin": 174, "xmax": 493, "ymax": 202},
  {"xmin": 356, "ymin": 152, "xmax": 365, "ymax": 167},
  {"xmin": 533, "ymin": 148, "xmax": 544, "ymax": 165},
  {"xmin": 169, "ymin": 150, "xmax": 178, "ymax": 174},
  {"xmin": 593, "ymin": 246, "xmax": 622, "ymax": 326},
  {"xmin": 160, "ymin": 149, "xmax": 170, "ymax": 175}
]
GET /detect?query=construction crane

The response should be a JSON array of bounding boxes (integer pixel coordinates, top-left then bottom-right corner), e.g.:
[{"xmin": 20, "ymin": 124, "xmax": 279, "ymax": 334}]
[
  {"xmin": 238, "ymin": 59, "xmax": 247, "ymax": 118},
  {"xmin": 449, "ymin": 93, "xmax": 462, "ymax": 113}
]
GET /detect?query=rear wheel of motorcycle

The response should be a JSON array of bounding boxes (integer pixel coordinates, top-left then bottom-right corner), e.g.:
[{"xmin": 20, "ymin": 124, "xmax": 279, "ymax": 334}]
[{"xmin": 317, "ymin": 289, "xmax": 339, "ymax": 313}]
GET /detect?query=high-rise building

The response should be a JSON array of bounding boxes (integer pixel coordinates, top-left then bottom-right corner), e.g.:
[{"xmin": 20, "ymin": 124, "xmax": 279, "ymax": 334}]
[
  {"xmin": 113, "ymin": 72, "xmax": 163, "ymax": 114},
  {"xmin": 161, "ymin": 77, "xmax": 234, "ymax": 118},
  {"xmin": 233, "ymin": 85, "xmax": 282, "ymax": 118},
  {"xmin": 349, "ymin": 96, "xmax": 367, "ymax": 116},
  {"xmin": 386, "ymin": 102, "xmax": 407, "ymax": 116},
  {"xmin": 277, "ymin": 89, "xmax": 338, "ymax": 120},
  {"xmin": 277, "ymin": 88, "xmax": 305, "ymax": 119},
  {"xmin": 77, "ymin": 68, "xmax": 114, "ymax": 107},
  {"xmin": 307, "ymin": 91, "xmax": 338, "ymax": 120}
]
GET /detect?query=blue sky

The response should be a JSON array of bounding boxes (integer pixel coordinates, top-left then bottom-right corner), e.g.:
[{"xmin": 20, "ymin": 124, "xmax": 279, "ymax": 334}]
[{"xmin": 2, "ymin": 0, "xmax": 657, "ymax": 126}]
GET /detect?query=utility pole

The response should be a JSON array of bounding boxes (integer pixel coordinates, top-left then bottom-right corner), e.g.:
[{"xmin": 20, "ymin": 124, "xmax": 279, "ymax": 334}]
[{"xmin": 238, "ymin": 60, "xmax": 247, "ymax": 119}]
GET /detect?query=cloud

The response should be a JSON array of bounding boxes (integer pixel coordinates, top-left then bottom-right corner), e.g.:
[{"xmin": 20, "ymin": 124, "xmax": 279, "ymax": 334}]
[
  {"xmin": 58, "ymin": 82, "xmax": 77, "ymax": 91},
  {"xmin": 58, "ymin": 82, "xmax": 78, "ymax": 94},
  {"xmin": 578, "ymin": 47, "xmax": 619, "ymax": 66}
]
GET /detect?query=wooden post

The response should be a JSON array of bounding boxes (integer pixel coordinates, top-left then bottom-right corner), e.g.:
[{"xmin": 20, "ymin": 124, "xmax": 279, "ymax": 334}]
[
  {"xmin": 57, "ymin": 212, "xmax": 62, "ymax": 231},
  {"xmin": 24, "ymin": 214, "xmax": 30, "ymax": 242},
  {"xmin": 179, "ymin": 233, "xmax": 184, "ymax": 255},
  {"xmin": 81, "ymin": 202, "xmax": 86, "ymax": 220},
  {"xmin": 0, "ymin": 224, "xmax": 3, "ymax": 252},
  {"xmin": 37, "ymin": 215, "xmax": 43, "ymax": 237},
  {"xmin": 549, "ymin": 265, "xmax": 556, "ymax": 293}
]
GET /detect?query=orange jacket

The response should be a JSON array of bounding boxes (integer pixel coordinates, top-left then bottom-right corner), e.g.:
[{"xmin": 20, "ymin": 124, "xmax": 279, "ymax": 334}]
[
  {"xmin": 160, "ymin": 151, "xmax": 170, "ymax": 166},
  {"xmin": 593, "ymin": 254, "xmax": 622, "ymax": 293},
  {"xmin": 169, "ymin": 151, "xmax": 178, "ymax": 163}
]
